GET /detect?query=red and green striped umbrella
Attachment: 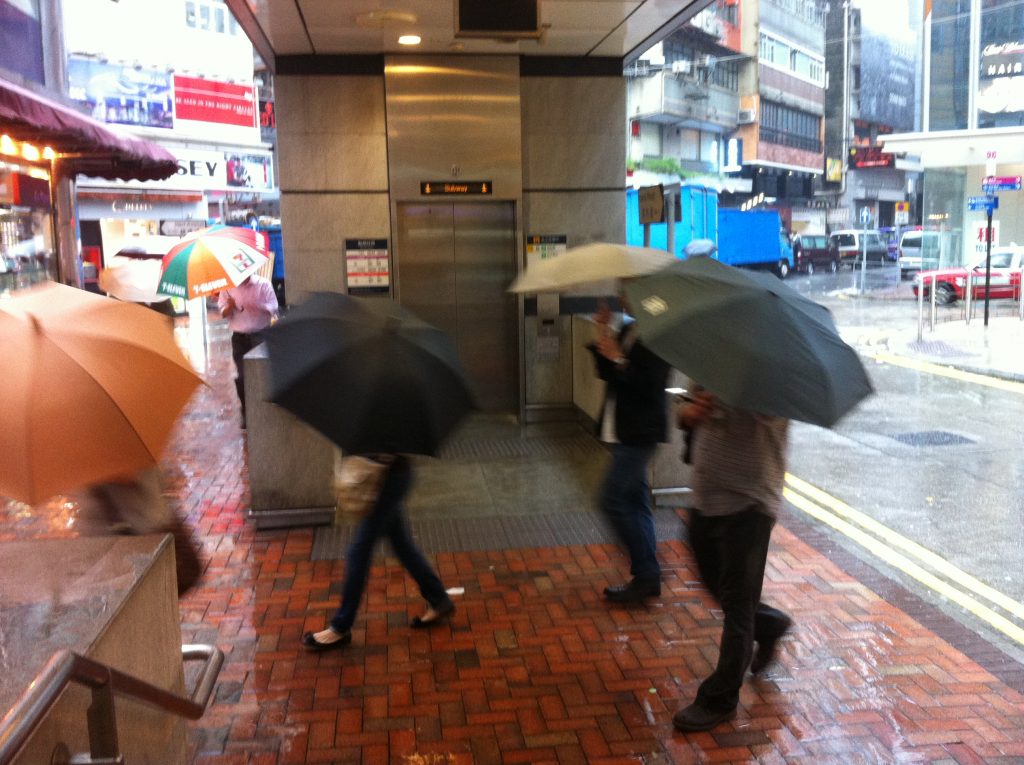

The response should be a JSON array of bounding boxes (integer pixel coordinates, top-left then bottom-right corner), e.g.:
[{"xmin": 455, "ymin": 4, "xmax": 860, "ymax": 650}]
[{"xmin": 157, "ymin": 225, "xmax": 269, "ymax": 299}]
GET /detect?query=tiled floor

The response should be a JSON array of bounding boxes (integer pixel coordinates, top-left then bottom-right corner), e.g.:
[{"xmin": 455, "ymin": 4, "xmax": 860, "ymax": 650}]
[{"xmin": 5, "ymin": 317, "xmax": 1024, "ymax": 764}]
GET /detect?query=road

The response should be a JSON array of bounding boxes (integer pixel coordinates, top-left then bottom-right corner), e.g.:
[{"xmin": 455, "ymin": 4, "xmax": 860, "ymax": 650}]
[{"xmin": 782, "ymin": 263, "xmax": 1024, "ymax": 662}]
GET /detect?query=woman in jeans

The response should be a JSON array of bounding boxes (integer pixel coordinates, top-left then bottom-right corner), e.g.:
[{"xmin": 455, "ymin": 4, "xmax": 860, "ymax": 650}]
[{"xmin": 302, "ymin": 455, "xmax": 455, "ymax": 651}]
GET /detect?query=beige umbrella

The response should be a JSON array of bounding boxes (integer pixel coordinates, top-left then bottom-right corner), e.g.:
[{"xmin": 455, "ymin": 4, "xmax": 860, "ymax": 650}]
[
  {"xmin": 98, "ymin": 257, "xmax": 164, "ymax": 303},
  {"xmin": 0, "ymin": 281, "xmax": 202, "ymax": 504},
  {"xmin": 508, "ymin": 242, "xmax": 677, "ymax": 294}
]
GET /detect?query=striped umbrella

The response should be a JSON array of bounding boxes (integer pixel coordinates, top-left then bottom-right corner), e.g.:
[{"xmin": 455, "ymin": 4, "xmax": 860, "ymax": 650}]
[{"xmin": 157, "ymin": 224, "xmax": 269, "ymax": 299}]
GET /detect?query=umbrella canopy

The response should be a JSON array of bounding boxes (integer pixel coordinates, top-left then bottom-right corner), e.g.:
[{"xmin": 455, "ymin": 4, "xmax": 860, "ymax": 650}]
[
  {"xmin": 623, "ymin": 256, "xmax": 873, "ymax": 427},
  {"xmin": 98, "ymin": 257, "xmax": 163, "ymax": 303},
  {"xmin": 508, "ymin": 242, "xmax": 677, "ymax": 294},
  {"xmin": 0, "ymin": 282, "xmax": 202, "ymax": 504},
  {"xmin": 265, "ymin": 292, "xmax": 476, "ymax": 456},
  {"xmin": 157, "ymin": 224, "xmax": 269, "ymax": 300}
]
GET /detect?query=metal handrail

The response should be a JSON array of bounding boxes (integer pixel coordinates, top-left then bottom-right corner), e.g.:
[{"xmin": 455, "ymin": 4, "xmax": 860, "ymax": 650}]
[{"xmin": 0, "ymin": 644, "xmax": 223, "ymax": 764}]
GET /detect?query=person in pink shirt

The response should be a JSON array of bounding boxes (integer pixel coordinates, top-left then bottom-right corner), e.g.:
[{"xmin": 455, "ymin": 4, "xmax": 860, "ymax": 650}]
[{"xmin": 217, "ymin": 273, "xmax": 278, "ymax": 427}]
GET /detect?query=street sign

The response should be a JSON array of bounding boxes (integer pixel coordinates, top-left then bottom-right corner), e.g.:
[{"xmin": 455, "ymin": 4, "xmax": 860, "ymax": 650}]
[
  {"xmin": 968, "ymin": 195, "xmax": 999, "ymax": 212},
  {"xmin": 637, "ymin": 184, "xmax": 665, "ymax": 225},
  {"xmin": 982, "ymin": 175, "xmax": 1021, "ymax": 192},
  {"xmin": 894, "ymin": 201, "xmax": 909, "ymax": 225},
  {"xmin": 859, "ymin": 206, "xmax": 872, "ymax": 227}
]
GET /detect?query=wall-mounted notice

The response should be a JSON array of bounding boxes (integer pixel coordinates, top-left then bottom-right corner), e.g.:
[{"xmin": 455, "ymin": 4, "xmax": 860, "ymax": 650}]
[
  {"xmin": 344, "ymin": 238, "xmax": 390, "ymax": 296},
  {"xmin": 525, "ymin": 234, "xmax": 567, "ymax": 268}
]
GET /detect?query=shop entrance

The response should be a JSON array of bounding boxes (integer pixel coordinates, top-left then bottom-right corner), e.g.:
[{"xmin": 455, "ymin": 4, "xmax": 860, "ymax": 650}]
[{"xmin": 395, "ymin": 202, "xmax": 518, "ymax": 414}]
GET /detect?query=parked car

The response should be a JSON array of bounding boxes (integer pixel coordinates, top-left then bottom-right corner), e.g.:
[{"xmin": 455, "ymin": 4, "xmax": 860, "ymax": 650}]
[
  {"xmin": 828, "ymin": 229, "xmax": 890, "ymax": 268},
  {"xmin": 912, "ymin": 245, "xmax": 1024, "ymax": 304},
  {"xmin": 898, "ymin": 229, "xmax": 939, "ymax": 279},
  {"xmin": 791, "ymin": 233, "xmax": 838, "ymax": 274}
]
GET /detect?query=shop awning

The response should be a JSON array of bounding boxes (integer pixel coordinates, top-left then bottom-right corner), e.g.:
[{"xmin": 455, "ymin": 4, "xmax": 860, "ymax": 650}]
[{"xmin": 0, "ymin": 77, "xmax": 178, "ymax": 182}]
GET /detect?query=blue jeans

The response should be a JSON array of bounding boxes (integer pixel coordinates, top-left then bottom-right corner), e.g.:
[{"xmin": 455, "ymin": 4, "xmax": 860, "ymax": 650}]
[
  {"xmin": 689, "ymin": 506, "xmax": 790, "ymax": 712},
  {"xmin": 329, "ymin": 459, "xmax": 449, "ymax": 633},
  {"xmin": 598, "ymin": 443, "xmax": 661, "ymax": 581}
]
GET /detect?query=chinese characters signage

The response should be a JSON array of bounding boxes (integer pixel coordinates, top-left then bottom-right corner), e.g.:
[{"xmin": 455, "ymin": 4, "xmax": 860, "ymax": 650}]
[{"xmin": 344, "ymin": 239, "xmax": 390, "ymax": 295}]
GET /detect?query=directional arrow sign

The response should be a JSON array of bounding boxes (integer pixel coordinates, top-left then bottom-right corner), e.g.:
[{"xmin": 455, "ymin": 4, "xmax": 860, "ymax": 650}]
[
  {"xmin": 968, "ymin": 195, "xmax": 999, "ymax": 212},
  {"xmin": 982, "ymin": 175, "xmax": 1021, "ymax": 192}
]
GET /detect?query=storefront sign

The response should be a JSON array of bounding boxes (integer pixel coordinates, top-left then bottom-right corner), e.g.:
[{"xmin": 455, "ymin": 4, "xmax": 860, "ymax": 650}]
[
  {"xmin": 344, "ymin": 238, "xmax": 389, "ymax": 295},
  {"xmin": 173, "ymin": 75, "xmax": 256, "ymax": 128},
  {"xmin": 848, "ymin": 146, "xmax": 896, "ymax": 170},
  {"xmin": 226, "ymin": 153, "xmax": 273, "ymax": 190},
  {"xmin": 979, "ymin": 41, "xmax": 1024, "ymax": 115},
  {"xmin": 11, "ymin": 172, "xmax": 50, "ymax": 208}
]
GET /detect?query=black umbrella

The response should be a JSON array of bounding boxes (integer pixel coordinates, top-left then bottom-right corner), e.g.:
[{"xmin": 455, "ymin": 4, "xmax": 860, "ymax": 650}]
[
  {"xmin": 264, "ymin": 292, "xmax": 476, "ymax": 455},
  {"xmin": 623, "ymin": 256, "xmax": 873, "ymax": 427}
]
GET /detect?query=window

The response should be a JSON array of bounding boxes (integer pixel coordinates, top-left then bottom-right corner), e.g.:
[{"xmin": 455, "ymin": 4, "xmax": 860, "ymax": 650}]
[
  {"xmin": 185, "ymin": 0, "xmax": 239, "ymax": 35},
  {"xmin": 760, "ymin": 101, "xmax": 822, "ymax": 152},
  {"xmin": 759, "ymin": 32, "xmax": 824, "ymax": 85}
]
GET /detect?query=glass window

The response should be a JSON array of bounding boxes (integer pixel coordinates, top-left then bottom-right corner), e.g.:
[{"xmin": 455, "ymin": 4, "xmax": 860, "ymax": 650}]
[
  {"xmin": 977, "ymin": 0, "xmax": 1024, "ymax": 128},
  {"xmin": 185, "ymin": 1, "xmax": 197, "ymax": 28},
  {"xmin": 214, "ymin": 6, "xmax": 226, "ymax": 33},
  {"xmin": 929, "ymin": 0, "xmax": 971, "ymax": 129}
]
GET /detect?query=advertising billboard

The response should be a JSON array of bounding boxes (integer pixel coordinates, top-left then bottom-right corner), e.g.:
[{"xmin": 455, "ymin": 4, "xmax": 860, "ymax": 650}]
[
  {"xmin": 856, "ymin": 0, "xmax": 922, "ymax": 132},
  {"xmin": 173, "ymin": 75, "xmax": 256, "ymax": 128},
  {"xmin": 978, "ymin": 40, "xmax": 1024, "ymax": 120},
  {"xmin": 67, "ymin": 55, "xmax": 173, "ymax": 129}
]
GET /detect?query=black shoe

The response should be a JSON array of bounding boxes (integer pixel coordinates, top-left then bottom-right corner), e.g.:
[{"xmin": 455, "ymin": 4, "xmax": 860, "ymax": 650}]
[
  {"xmin": 603, "ymin": 578, "xmax": 661, "ymax": 604},
  {"xmin": 301, "ymin": 628, "xmax": 352, "ymax": 652},
  {"xmin": 410, "ymin": 598, "xmax": 456, "ymax": 629},
  {"xmin": 750, "ymin": 615, "xmax": 793, "ymax": 674},
  {"xmin": 672, "ymin": 702, "xmax": 736, "ymax": 732}
]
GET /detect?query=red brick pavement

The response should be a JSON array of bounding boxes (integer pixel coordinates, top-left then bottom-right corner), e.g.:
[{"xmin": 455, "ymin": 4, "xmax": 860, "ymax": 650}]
[{"xmin": 4, "ymin": 317, "xmax": 1024, "ymax": 764}]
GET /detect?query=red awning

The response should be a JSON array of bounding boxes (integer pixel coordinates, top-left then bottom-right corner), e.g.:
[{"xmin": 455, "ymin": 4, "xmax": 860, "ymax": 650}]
[{"xmin": 0, "ymin": 77, "xmax": 178, "ymax": 182}]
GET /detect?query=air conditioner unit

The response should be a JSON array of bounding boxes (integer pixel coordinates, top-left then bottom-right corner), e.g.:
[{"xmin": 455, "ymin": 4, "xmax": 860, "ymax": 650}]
[
  {"xmin": 670, "ymin": 60, "xmax": 692, "ymax": 75},
  {"xmin": 737, "ymin": 108, "xmax": 756, "ymax": 124}
]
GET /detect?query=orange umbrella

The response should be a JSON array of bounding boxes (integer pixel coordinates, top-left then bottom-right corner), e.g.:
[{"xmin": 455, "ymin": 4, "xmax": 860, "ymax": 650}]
[{"xmin": 0, "ymin": 281, "xmax": 202, "ymax": 504}]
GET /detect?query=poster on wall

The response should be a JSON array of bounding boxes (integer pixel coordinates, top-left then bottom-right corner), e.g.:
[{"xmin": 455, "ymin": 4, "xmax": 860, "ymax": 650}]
[
  {"xmin": 344, "ymin": 238, "xmax": 390, "ymax": 296},
  {"xmin": 855, "ymin": 0, "xmax": 922, "ymax": 132},
  {"xmin": 67, "ymin": 55, "xmax": 173, "ymax": 129},
  {"xmin": 226, "ymin": 153, "xmax": 272, "ymax": 190}
]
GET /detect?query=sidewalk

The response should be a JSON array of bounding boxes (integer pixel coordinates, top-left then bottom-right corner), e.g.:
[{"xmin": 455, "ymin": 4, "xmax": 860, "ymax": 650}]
[
  {"xmin": 888, "ymin": 315, "xmax": 1024, "ymax": 382},
  {"xmin": 4, "ymin": 319, "xmax": 1024, "ymax": 763}
]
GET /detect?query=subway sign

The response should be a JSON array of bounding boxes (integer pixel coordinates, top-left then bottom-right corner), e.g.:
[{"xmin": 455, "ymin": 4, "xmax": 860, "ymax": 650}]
[{"xmin": 420, "ymin": 181, "xmax": 492, "ymax": 195}]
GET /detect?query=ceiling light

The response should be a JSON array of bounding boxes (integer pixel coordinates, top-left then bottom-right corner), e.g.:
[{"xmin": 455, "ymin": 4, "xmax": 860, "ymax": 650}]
[
  {"xmin": 21, "ymin": 143, "xmax": 40, "ymax": 162},
  {"xmin": 398, "ymin": 34, "xmax": 421, "ymax": 45}
]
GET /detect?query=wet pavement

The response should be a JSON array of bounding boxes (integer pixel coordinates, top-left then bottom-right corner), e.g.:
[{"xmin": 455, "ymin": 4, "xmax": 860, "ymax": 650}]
[{"xmin": 3, "ymin": 301, "xmax": 1024, "ymax": 763}]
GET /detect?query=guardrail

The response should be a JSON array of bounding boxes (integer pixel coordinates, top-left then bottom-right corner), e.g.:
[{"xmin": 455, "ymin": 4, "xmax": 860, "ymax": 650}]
[
  {"xmin": 917, "ymin": 269, "xmax": 1024, "ymax": 341},
  {"xmin": 0, "ymin": 644, "xmax": 223, "ymax": 765}
]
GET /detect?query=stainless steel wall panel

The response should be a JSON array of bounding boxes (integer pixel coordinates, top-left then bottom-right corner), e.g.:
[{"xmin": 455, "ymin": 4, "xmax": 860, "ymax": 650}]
[
  {"xmin": 395, "ymin": 203, "xmax": 458, "ymax": 339},
  {"xmin": 384, "ymin": 56, "xmax": 524, "ymax": 201},
  {"xmin": 452, "ymin": 202, "xmax": 518, "ymax": 412}
]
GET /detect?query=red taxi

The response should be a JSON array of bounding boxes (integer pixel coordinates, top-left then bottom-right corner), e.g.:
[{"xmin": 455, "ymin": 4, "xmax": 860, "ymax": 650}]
[{"xmin": 913, "ymin": 245, "xmax": 1024, "ymax": 304}]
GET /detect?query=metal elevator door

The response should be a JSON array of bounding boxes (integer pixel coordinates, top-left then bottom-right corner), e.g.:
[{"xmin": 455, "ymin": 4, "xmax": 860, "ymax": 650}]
[{"xmin": 396, "ymin": 202, "xmax": 518, "ymax": 413}]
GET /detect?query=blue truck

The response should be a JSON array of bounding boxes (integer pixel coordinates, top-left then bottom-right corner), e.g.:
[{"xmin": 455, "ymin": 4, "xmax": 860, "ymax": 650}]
[
  {"xmin": 626, "ymin": 186, "xmax": 793, "ymax": 277},
  {"xmin": 716, "ymin": 208, "xmax": 794, "ymax": 278}
]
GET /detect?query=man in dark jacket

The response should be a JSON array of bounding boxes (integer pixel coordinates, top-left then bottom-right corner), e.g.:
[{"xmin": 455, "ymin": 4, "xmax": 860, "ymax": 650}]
[{"xmin": 590, "ymin": 293, "xmax": 670, "ymax": 603}]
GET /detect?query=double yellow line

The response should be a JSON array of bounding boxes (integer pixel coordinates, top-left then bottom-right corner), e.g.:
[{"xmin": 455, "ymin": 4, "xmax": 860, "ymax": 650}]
[{"xmin": 784, "ymin": 473, "xmax": 1024, "ymax": 646}]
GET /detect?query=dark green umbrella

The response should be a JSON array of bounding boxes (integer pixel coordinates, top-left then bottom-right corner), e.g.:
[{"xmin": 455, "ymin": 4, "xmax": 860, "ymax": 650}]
[
  {"xmin": 623, "ymin": 256, "xmax": 872, "ymax": 427},
  {"xmin": 264, "ymin": 292, "xmax": 476, "ymax": 456}
]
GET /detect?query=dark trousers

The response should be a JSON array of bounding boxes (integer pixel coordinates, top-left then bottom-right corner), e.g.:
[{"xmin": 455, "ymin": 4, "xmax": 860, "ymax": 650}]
[
  {"xmin": 329, "ymin": 459, "xmax": 449, "ymax": 633},
  {"xmin": 230, "ymin": 331, "xmax": 264, "ymax": 420},
  {"xmin": 689, "ymin": 506, "xmax": 790, "ymax": 712},
  {"xmin": 598, "ymin": 443, "xmax": 661, "ymax": 580}
]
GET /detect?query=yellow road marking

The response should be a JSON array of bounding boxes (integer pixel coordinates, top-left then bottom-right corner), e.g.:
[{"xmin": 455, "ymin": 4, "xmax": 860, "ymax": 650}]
[
  {"xmin": 871, "ymin": 352, "xmax": 1024, "ymax": 394},
  {"xmin": 784, "ymin": 475, "xmax": 1024, "ymax": 647}
]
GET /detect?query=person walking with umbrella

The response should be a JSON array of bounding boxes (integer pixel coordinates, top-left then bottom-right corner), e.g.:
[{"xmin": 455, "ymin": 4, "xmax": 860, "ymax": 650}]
[
  {"xmin": 217, "ymin": 272, "xmax": 277, "ymax": 428},
  {"xmin": 589, "ymin": 289, "xmax": 670, "ymax": 604},
  {"xmin": 261, "ymin": 293, "xmax": 473, "ymax": 651},
  {"xmin": 670, "ymin": 388, "xmax": 793, "ymax": 732}
]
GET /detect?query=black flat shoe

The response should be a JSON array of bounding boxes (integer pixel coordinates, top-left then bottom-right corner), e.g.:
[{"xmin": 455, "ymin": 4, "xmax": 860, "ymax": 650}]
[
  {"xmin": 603, "ymin": 578, "xmax": 661, "ymax": 604},
  {"xmin": 301, "ymin": 628, "xmax": 352, "ymax": 652},
  {"xmin": 410, "ymin": 599, "xmax": 455, "ymax": 629}
]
